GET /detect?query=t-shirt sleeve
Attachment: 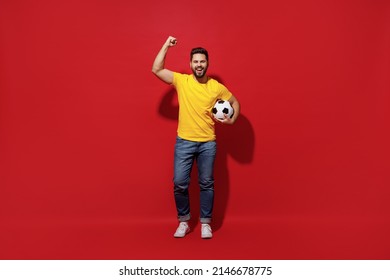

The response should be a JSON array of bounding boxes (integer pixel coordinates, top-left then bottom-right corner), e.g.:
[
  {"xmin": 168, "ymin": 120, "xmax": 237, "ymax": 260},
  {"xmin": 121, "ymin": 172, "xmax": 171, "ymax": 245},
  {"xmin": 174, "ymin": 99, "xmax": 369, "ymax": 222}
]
[
  {"xmin": 172, "ymin": 72, "xmax": 182, "ymax": 87},
  {"xmin": 219, "ymin": 83, "xmax": 233, "ymax": 101}
]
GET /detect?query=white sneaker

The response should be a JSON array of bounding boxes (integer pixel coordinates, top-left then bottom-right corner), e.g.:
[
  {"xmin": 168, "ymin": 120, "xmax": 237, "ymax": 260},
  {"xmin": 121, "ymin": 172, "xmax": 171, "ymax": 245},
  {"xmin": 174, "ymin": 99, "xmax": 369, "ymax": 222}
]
[
  {"xmin": 201, "ymin": 224, "xmax": 213, "ymax": 239},
  {"xmin": 174, "ymin": 222, "xmax": 190, "ymax": 238}
]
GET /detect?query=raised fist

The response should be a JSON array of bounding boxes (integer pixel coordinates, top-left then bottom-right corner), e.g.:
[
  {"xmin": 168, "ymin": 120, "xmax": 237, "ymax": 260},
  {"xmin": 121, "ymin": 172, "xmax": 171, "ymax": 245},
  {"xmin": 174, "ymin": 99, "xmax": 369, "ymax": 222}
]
[{"xmin": 166, "ymin": 36, "xmax": 177, "ymax": 47}]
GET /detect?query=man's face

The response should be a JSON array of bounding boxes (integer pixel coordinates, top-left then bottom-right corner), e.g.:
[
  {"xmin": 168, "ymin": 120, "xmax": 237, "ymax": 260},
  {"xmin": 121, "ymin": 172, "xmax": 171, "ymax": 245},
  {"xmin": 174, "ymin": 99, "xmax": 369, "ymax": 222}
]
[{"xmin": 190, "ymin": 53, "xmax": 208, "ymax": 78}]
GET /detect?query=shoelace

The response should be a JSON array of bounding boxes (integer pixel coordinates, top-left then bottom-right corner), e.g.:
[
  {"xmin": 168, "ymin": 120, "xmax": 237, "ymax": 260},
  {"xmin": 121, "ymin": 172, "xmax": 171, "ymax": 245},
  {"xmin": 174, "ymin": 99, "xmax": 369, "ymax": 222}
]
[
  {"xmin": 202, "ymin": 224, "xmax": 211, "ymax": 232},
  {"xmin": 178, "ymin": 223, "xmax": 188, "ymax": 232}
]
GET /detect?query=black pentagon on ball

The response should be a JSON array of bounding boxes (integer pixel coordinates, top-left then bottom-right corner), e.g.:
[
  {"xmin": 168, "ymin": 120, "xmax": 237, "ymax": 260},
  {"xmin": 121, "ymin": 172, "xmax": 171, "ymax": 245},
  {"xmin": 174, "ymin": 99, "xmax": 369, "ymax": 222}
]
[
  {"xmin": 212, "ymin": 107, "xmax": 218, "ymax": 114},
  {"xmin": 217, "ymin": 100, "xmax": 225, "ymax": 104},
  {"xmin": 222, "ymin": 108, "xmax": 229, "ymax": 114}
]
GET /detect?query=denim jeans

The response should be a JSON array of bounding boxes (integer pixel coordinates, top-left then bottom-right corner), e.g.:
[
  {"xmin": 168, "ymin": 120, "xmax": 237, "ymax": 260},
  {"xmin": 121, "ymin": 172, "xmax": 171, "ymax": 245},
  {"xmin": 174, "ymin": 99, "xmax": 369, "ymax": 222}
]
[{"xmin": 173, "ymin": 136, "xmax": 217, "ymax": 224}]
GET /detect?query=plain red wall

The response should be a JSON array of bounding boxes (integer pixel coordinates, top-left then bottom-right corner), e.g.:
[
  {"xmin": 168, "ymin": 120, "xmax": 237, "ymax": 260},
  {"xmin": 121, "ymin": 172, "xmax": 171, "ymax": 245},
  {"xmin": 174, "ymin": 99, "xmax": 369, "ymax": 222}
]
[{"xmin": 1, "ymin": 0, "xmax": 389, "ymax": 243}]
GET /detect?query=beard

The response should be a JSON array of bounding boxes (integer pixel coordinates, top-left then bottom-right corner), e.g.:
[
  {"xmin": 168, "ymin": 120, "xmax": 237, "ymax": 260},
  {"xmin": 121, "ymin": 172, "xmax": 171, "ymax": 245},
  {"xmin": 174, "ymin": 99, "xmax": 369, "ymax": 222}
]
[{"xmin": 192, "ymin": 66, "xmax": 208, "ymax": 78}]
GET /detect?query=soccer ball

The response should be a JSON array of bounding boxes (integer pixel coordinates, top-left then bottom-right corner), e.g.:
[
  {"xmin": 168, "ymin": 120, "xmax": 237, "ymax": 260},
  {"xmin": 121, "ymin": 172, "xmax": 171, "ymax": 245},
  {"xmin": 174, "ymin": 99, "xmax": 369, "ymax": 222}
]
[{"xmin": 212, "ymin": 99, "xmax": 234, "ymax": 120}]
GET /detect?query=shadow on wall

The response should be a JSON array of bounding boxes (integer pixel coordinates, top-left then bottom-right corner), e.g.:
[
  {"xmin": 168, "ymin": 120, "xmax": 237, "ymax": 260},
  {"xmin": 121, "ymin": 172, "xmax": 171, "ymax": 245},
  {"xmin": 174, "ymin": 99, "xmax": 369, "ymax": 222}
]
[{"xmin": 158, "ymin": 78, "xmax": 255, "ymax": 232}]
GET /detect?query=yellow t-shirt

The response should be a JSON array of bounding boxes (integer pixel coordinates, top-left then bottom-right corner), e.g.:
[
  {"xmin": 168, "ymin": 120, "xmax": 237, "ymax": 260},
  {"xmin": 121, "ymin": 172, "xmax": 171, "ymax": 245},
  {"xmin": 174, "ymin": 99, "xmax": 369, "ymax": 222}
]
[{"xmin": 172, "ymin": 72, "xmax": 233, "ymax": 142}]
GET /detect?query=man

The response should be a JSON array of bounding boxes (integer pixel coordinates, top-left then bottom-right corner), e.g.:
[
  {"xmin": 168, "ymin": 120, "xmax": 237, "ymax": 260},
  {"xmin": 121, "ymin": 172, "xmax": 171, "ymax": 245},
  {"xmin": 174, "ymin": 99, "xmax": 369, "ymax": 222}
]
[{"xmin": 152, "ymin": 36, "xmax": 240, "ymax": 239}]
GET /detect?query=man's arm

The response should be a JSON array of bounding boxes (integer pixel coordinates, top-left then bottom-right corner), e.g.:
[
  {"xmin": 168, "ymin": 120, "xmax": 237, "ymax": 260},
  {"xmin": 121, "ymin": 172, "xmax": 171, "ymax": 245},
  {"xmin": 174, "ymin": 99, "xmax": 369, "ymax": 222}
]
[{"xmin": 152, "ymin": 36, "xmax": 177, "ymax": 84}]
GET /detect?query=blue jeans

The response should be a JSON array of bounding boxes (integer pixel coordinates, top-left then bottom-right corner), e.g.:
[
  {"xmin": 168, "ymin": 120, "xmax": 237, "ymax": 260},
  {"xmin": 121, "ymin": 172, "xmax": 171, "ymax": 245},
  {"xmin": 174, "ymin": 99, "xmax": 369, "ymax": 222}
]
[{"xmin": 173, "ymin": 136, "xmax": 217, "ymax": 224}]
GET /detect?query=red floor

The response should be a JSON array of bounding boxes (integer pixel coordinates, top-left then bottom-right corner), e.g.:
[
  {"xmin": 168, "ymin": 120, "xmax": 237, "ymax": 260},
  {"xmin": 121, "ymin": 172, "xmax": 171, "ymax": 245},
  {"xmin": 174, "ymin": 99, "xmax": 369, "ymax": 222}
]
[{"xmin": 1, "ymin": 216, "xmax": 389, "ymax": 260}]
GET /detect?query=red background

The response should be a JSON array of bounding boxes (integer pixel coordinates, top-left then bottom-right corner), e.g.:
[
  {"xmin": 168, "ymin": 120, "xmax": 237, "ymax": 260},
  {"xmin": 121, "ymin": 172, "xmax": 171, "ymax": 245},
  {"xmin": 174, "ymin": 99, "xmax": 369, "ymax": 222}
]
[{"xmin": 1, "ymin": 0, "xmax": 389, "ymax": 259}]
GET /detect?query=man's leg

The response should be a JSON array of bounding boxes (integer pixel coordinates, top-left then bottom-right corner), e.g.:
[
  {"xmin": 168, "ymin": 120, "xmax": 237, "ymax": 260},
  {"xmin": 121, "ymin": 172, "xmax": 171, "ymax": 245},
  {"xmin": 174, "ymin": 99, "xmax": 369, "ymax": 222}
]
[
  {"xmin": 197, "ymin": 140, "xmax": 216, "ymax": 238},
  {"xmin": 173, "ymin": 137, "xmax": 196, "ymax": 237}
]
